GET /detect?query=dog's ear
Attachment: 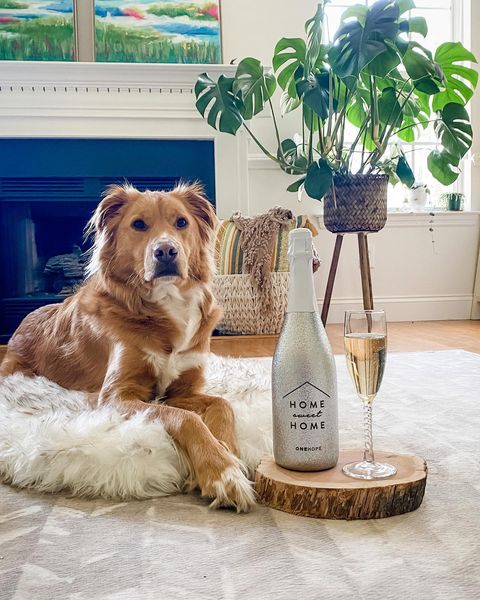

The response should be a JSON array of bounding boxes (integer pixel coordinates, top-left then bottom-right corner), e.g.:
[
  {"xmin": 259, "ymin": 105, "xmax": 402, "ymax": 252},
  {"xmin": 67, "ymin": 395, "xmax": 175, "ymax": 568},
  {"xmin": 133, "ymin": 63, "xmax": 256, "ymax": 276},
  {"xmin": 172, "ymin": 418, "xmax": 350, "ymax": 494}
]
[
  {"xmin": 175, "ymin": 182, "xmax": 218, "ymax": 239},
  {"xmin": 86, "ymin": 184, "xmax": 132, "ymax": 238}
]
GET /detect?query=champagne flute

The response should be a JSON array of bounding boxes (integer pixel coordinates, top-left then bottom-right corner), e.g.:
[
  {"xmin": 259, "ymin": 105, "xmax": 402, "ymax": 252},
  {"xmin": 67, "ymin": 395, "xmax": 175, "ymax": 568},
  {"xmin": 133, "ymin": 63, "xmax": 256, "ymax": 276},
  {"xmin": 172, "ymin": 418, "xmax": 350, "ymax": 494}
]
[{"xmin": 342, "ymin": 310, "xmax": 397, "ymax": 480}]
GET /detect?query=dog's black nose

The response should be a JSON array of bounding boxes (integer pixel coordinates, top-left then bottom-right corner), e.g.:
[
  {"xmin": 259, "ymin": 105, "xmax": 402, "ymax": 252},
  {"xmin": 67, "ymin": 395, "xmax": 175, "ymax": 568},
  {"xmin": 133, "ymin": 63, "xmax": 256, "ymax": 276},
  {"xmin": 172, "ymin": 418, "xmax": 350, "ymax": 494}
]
[{"xmin": 154, "ymin": 242, "xmax": 178, "ymax": 263}]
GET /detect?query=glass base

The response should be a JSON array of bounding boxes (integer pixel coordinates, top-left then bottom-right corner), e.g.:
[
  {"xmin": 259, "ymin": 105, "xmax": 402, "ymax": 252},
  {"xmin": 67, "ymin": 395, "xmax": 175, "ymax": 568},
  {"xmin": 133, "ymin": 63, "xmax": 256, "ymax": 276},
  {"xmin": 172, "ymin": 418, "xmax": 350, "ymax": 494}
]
[{"xmin": 342, "ymin": 460, "xmax": 397, "ymax": 480}]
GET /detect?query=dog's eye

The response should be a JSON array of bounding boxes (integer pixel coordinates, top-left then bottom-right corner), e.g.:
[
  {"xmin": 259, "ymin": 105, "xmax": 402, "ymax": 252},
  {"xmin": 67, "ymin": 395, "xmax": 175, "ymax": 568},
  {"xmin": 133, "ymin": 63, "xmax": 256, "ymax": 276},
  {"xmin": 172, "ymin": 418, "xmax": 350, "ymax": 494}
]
[
  {"xmin": 132, "ymin": 219, "xmax": 148, "ymax": 231},
  {"xmin": 176, "ymin": 217, "xmax": 188, "ymax": 229}
]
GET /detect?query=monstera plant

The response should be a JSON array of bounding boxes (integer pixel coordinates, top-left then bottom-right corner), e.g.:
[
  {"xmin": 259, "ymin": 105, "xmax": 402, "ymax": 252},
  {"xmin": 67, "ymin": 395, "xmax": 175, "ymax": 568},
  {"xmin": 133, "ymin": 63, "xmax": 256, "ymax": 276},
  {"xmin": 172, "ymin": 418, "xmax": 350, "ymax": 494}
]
[{"xmin": 194, "ymin": 0, "xmax": 478, "ymax": 232}]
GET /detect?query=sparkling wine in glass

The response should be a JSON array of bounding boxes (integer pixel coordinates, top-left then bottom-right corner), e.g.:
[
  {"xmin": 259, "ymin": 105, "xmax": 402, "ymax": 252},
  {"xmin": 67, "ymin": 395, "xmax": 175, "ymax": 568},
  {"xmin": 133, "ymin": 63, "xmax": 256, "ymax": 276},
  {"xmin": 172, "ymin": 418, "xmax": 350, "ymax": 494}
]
[{"xmin": 342, "ymin": 310, "xmax": 397, "ymax": 480}]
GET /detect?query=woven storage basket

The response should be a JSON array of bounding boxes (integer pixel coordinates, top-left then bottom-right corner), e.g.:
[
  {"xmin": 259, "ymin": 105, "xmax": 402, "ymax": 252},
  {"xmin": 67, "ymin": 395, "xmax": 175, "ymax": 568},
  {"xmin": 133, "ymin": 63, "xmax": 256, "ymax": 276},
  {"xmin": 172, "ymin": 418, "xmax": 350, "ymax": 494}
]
[
  {"xmin": 212, "ymin": 272, "xmax": 289, "ymax": 335},
  {"xmin": 323, "ymin": 174, "xmax": 388, "ymax": 233}
]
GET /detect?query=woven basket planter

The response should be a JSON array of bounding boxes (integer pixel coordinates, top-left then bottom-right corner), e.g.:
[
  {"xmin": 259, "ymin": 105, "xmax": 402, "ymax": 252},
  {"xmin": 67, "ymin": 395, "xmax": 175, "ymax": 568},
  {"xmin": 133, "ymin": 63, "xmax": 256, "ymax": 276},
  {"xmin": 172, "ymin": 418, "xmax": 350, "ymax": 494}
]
[
  {"xmin": 323, "ymin": 174, "xmax": 388, "ymax": 233},
  {"xmin": 212, "ymin": 272, "xmax": 289, "ymax": 335}
]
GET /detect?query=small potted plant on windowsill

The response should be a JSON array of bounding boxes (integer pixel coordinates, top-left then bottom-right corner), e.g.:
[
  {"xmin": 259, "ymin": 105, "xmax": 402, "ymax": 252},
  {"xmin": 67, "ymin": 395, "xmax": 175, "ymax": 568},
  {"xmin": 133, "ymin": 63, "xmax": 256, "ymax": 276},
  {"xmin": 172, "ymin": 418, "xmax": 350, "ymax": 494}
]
[
  {"xmin": 439, "ymin": 192, "xmax": 465, "ymax": 211},
  {"xmin": 194, "ymin": 0, "xmax": 477, "ymax": 234}
]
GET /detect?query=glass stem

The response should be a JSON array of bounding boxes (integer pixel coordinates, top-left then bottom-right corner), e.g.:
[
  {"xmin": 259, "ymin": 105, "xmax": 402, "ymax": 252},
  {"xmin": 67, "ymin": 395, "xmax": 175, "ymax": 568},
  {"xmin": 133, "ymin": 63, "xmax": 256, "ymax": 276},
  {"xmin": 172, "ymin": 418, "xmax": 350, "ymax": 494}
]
[{"xmin": 363, "ymin": 401, "xmax": 375, "ymax": 463}]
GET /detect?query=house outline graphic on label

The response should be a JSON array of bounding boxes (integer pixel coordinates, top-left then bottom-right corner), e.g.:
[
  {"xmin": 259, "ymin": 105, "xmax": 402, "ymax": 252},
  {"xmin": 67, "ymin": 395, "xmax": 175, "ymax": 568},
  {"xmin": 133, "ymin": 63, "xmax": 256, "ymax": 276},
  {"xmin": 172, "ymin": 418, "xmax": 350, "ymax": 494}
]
[{"xmin": 282, "ymin": 381, "xmax": 330, "ymax": 399}]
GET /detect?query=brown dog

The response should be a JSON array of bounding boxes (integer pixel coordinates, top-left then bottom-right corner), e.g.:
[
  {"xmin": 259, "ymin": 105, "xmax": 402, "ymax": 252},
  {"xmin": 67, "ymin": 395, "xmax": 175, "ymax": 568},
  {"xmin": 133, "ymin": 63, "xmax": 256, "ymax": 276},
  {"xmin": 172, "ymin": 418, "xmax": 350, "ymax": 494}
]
[{"xmin": 0, "ymin": 183, "xmax": 255, "ymax": 512}]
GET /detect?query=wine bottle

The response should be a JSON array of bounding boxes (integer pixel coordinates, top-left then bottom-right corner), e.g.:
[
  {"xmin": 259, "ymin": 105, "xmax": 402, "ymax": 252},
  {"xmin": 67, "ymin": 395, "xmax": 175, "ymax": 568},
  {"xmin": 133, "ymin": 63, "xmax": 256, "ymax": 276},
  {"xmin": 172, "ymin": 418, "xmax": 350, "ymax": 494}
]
[{"xmin": 272, "ymin": 228, "xmax": 339, "ymax": 471}]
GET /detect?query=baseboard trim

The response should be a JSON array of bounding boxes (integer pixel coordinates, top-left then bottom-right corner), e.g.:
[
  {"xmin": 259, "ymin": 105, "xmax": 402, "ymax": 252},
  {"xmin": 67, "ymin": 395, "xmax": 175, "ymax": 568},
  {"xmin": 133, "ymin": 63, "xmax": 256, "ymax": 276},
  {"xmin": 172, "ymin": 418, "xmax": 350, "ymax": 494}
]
[{"xmin": 320, "ymin": 294, "xmax": 475, "ymax": 323}]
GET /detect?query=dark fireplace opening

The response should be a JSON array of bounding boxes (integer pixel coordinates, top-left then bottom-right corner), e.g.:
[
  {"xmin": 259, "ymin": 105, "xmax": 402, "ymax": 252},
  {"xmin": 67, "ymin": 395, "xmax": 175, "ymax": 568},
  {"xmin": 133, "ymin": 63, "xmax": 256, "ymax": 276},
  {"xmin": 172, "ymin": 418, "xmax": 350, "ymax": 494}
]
[
  {"xmin": 1, "ymin": 200, "xmax": 94, "ymax": 341},
  {"xmin": 0, "ymin": 138, "xmax": 216, "ymax": 342}
]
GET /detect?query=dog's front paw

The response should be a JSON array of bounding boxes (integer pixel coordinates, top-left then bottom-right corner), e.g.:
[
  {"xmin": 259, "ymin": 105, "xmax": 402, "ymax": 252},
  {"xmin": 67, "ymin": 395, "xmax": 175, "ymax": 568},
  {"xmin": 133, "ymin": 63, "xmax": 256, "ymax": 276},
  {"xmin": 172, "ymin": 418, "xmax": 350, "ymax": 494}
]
[
  {"xmin": 207, "ymin": 463, "xmax": 256, "ymax": 513},
  {"xmin": 197, "ymin": 450, "xmax": 256, "ymax": 513}
]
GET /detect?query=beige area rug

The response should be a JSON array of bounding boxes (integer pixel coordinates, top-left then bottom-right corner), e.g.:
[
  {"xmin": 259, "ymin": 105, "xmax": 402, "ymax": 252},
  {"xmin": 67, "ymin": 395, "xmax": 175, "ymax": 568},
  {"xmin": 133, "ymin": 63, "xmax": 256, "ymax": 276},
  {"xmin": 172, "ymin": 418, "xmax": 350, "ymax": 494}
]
[{"xmin": 1, "ymin": 350, "xmax": 480, "ymax": 600}]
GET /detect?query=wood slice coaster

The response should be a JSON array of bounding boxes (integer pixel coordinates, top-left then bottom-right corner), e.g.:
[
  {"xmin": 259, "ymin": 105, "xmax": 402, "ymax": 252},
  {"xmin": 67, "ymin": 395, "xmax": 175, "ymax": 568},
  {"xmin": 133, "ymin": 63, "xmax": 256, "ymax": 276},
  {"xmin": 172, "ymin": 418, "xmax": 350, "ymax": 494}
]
[{"xmin": 255, "ymin": 449, "xmax": 427, "ymax": 520}]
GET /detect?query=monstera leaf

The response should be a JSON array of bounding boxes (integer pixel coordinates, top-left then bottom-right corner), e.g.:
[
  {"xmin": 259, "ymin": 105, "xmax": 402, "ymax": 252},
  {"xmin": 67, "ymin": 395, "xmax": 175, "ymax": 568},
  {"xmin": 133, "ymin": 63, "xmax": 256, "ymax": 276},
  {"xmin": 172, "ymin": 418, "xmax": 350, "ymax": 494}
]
[
  {"xmin": 432, "ymin": 42, "xmax": 478, "ymax": 111},
  {"xmin": 427, "ymin": 150, "xmax": 461, "ymax": 186},
  {"xmin": 378, "ymin": 87, "xmax": 403, "ymax": 126},
  {"xmin": 367, "ymin": 45, "xmax": 402, "ymax": 78},
  {"xmin": 195, "ymin": 74, "xmax": 244, "ymax": 135},
  {"xmin": 296, "ymin": 71, "xmax": 330, "ymax": 121},
  {"xmin": 347, "ymin": 93, "xmax": 368, "ymax": 127},
  {"xmin": 305, "ymin": 1, "xmax": 328, "ymax": 70},
  {"xmin": 434, "ymin": 103, "xmax": 473, "ymax": 160},
  {"xmin": 329, "ymin": 0, "xmax": 400, "ymax": 82},
  {"xmin": 428, "ymin": 103, "xmax": 473, "ymax": 185},
  {"xmin": 304, "ymin": 159, "xmax": 333, "ymax": 200},
  {"xmin": 396, "ymin": 154, "xmax": 415, "ymax": 188},
  {"xmin": 233, "ymin": 58, "xmax": 276, "ymax": 120},
  {"xmin": 401, "ymin": 42, "xmax": 444, "ymax": 94},
  {"xmin": 369, "ymin": 8, "xmax": 428, "ymax": 76},
  {"xmin": 280, "ymin": 89, "xmax": 302, "ymax": 116},
  {"xmin": 272, "ymin": 37, "xmax": 306, "ymax": 98},
  {"xmin": 397, "ymin": 0, "xmax": 415, "ymax": 13},
  {"xmin": 399, "ymin": 15, "xmax": 428, "ymax": 37}
]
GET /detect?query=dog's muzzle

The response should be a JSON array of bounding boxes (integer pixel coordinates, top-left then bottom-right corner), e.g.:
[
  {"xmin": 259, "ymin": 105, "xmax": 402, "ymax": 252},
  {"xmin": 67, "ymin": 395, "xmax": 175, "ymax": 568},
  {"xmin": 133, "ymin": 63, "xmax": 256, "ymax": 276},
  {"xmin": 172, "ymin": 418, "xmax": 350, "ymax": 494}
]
[{"xmin": 153, "ymin": 241, "xmax": 179, "ymax": 277}]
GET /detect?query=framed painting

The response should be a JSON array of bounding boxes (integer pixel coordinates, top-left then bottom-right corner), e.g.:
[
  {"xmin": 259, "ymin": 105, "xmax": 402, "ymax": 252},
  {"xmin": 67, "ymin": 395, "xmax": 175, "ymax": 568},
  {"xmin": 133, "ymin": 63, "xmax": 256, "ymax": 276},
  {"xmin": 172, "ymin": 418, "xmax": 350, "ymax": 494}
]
[
  {"xmin": 0, "ymin": 0, "xmax": 75, "ymax": 61},
  {"xmin": 94, "ymin": 1, "xmax": 222, "ymax": 64}
]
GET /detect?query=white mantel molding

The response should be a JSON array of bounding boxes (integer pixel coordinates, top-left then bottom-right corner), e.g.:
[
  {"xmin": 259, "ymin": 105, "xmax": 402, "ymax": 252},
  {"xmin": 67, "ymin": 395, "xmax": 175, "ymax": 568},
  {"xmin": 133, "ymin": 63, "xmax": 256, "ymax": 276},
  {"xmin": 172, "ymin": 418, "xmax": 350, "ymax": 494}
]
[
  {"xmin": 0, "ymin": 61, "xmax": 235, "ymax": 94},
  {"xmin": 0, "ymin": 62, "xmax": 246, "ymax": 219}
]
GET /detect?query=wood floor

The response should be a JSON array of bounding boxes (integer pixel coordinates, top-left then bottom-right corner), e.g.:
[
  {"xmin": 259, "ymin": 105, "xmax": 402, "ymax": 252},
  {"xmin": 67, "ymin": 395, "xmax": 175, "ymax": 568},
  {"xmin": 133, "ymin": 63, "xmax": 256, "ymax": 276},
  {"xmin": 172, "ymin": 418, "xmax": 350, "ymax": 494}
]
[
  {"xmin": 211, "ymin": 320, "xmax": 480, "ymax": 357},
  {"xmin": 0, "ymin": 320, "xmax": 479, "ymax": 363}
]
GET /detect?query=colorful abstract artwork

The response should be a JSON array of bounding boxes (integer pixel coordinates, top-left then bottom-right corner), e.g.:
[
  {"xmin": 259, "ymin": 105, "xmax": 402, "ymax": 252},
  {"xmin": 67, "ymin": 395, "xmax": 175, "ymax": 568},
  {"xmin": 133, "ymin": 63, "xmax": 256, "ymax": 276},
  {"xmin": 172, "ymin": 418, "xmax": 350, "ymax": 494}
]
[
  {"xmin": 0, "ymin": 0, "xmax": 74, "ymax": 61},
  {"xmin": 95, "ymin": 1, "xmax": 221, "ymax": 64}
]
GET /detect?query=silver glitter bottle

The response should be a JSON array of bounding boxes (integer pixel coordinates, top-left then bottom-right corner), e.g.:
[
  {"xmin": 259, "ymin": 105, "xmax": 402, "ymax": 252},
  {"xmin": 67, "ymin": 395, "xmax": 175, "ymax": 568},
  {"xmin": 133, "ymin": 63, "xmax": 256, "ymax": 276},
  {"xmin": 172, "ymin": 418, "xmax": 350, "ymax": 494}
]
[{"xmin": 272, "ymin": 229, "xmax": 338, "ymax": 471}]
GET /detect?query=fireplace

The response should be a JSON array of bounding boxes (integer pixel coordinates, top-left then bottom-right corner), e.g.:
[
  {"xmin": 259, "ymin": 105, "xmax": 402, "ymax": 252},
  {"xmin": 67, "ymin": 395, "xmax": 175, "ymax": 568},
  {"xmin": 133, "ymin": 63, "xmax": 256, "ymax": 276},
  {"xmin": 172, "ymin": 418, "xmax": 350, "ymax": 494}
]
[{"xmin": 0, "ymin": 137, "xmax": 215, "ymax": 342}]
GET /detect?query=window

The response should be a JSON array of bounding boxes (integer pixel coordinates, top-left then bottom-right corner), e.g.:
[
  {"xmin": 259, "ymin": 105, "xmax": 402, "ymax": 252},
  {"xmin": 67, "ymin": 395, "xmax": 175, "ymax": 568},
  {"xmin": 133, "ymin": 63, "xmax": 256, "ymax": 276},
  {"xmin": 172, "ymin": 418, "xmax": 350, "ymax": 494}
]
[{"xmin": 325, "ymin": 0, "xmax": 464, "ymax": 209}]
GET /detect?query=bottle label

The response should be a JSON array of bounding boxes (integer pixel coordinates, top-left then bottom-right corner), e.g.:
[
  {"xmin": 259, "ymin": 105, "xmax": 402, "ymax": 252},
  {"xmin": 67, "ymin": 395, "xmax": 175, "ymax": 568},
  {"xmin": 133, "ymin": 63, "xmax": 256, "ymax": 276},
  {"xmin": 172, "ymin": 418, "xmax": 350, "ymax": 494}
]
[{"xmin": 284, "ymin": 381, "xmax": 330, "ymax": 433}]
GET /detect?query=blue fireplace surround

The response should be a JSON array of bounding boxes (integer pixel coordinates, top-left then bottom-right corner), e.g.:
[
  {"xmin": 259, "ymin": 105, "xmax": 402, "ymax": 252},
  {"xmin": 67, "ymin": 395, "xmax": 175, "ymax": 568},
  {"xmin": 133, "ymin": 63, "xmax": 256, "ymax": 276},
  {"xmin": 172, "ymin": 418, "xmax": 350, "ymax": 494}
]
[{"xmin": 0, "ymin": 138, "xmax": 215, "ymax": 342}]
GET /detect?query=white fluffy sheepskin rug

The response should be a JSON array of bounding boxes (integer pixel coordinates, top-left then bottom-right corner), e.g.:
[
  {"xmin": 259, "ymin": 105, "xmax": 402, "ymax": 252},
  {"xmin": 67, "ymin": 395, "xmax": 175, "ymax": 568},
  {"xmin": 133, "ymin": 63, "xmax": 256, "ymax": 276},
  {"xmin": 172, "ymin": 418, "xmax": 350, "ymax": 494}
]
[{"xmin": 0, "ymin": 355, "xmax": 273, "ymax": 499}]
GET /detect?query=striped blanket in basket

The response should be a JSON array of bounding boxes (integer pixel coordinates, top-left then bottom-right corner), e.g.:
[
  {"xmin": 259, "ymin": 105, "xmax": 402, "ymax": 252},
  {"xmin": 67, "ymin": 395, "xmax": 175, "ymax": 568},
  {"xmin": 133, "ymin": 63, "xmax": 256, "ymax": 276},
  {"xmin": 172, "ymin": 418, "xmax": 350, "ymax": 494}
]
[{"xmin": 212, "ymin": 214, "xmax": 318, "ymax": 335}]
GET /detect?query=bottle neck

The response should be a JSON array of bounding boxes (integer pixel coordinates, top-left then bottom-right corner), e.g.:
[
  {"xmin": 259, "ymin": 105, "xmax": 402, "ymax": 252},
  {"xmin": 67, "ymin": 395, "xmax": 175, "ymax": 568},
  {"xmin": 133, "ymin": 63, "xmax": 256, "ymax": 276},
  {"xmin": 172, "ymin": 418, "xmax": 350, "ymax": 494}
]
[{"xmin": 287, "ymin": 254, "xmax": 317, "ymax": 313}]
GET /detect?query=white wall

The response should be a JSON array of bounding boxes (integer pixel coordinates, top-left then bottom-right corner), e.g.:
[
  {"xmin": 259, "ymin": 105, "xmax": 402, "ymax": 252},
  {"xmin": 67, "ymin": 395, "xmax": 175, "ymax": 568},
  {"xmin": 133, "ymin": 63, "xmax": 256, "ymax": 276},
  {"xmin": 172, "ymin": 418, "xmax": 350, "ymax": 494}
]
[
  {"xmin": 220, "ymin": 0, "xmax": 480, "ymax": 323},
  {"xmin": 467, "ymin": 0, "xmax": 480, "ymax": 317},
  {"xmin": 221, "ymin": 0, "xmax": 314, "ymax": 66},
  {"xmin": 467, "ymin": 0, "xmax": 480, "ymax": 212}
]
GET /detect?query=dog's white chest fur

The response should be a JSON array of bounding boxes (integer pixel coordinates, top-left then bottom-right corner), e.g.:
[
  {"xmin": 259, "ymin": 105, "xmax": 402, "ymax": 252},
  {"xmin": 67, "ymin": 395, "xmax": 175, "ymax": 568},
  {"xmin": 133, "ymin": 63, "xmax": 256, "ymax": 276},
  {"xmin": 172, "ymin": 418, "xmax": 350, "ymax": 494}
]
[{"xmin": 146, "ymin": 284, "xmax": 205, "ymax": 394}]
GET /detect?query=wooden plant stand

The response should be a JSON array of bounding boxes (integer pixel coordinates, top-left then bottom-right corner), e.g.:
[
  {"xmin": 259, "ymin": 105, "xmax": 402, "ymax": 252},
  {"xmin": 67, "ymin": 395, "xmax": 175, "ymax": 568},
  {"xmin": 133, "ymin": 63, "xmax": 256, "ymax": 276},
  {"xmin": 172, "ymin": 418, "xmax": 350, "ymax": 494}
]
[
  {"xmin": 321, "ymin": 232, "xmax": 374, "ymax": 326},
  {"xmin": 255, "ymin": 450, "xmax": 427, "ymax": 520}
]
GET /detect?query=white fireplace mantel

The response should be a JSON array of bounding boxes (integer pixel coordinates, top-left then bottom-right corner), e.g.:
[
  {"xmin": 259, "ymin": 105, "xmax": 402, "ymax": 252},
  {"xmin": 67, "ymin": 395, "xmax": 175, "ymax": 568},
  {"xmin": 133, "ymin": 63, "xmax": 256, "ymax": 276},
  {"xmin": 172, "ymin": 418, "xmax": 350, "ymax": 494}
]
[
  {"xmin": 0, "ymin": 61, "xmax": 237, "ymax": 92},
  {"xmin": 0, "ymin": 61, "xmax": 247, "ymax": 218}
]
